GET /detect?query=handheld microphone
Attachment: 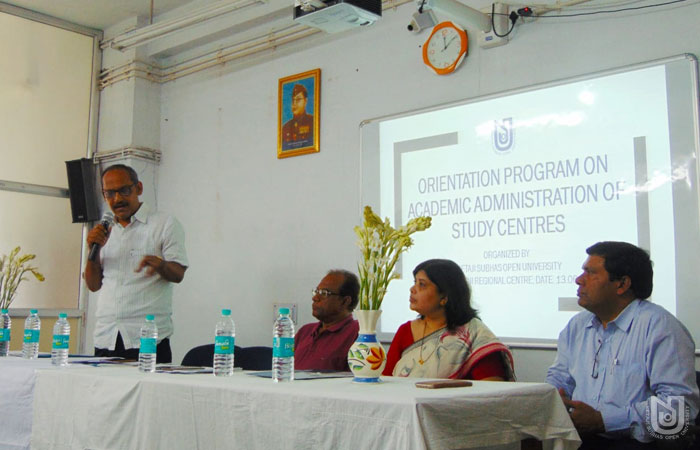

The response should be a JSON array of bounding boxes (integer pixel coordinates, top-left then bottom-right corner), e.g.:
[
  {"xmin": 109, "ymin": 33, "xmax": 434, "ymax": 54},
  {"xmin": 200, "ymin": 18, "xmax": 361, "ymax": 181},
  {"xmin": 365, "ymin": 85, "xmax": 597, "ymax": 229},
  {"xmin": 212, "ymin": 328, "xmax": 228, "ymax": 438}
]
[{"xmin": 88, "ymin": 211, "xmax": 114, "ymax": 262}]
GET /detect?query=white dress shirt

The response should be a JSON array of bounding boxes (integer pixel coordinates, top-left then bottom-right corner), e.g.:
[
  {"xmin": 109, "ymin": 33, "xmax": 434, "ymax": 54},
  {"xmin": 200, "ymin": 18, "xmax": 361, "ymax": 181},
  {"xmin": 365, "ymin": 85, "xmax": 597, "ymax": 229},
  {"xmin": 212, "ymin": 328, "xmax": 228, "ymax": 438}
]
[
  {"xmin": 546, "ymin": 300, "xmax": 699, "ymax": 442},
  {"xmin": 93, "ymin": 203, "xmax": 188, "ymax": 350}
]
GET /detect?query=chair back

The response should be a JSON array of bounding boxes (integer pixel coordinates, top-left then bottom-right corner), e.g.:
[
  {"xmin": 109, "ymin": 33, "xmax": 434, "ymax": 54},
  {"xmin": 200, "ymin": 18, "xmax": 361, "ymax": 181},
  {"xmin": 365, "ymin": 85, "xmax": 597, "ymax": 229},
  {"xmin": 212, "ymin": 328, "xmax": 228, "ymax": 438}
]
[
  {"xmin": 696, "ymin": 371, "xmax": 700, "ymax": 426},
  {"xmin": 181, "ymin": 344, "xmax": 215, "ymax": 367},
  {"xmin": 181, "ymin": 344, "xmax": 272, "ymax": 370},
  {"xmin": 235, "ymin": 346, "xmax": 272, "ymax": 370}
]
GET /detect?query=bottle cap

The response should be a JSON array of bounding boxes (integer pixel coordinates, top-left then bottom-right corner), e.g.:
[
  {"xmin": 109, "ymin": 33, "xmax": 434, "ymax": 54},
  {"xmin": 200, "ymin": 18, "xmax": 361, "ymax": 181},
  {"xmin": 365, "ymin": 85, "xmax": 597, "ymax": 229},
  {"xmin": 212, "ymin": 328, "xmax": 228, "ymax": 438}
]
[
  {"xmin": 279, "ymin": 308, "xmax": 290, "ymax": 315},
  {"xmin": 1, "ymin": 309, "xmax": 7, "ymax": 314},
  {"xmin": 146, "ymin": 314, "xmax": 155, "ymax": 320},
  {"xmin": 59, "ymin": 313, "xmax": 67, "ymax": 318},
  {"xmin": 30, "ymin": 309, "xmax": 38, "ymax": 314},
  {"xmin": 221, "ymin": 309, "xmax": 231, "ymax": 316}
]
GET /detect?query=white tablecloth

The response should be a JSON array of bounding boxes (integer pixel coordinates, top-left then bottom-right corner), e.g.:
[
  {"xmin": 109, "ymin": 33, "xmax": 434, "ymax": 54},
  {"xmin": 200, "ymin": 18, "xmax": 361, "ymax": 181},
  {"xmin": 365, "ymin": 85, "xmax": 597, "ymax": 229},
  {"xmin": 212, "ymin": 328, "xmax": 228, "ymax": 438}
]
[
  {"xmin": 0, "ymin": 356, "xmax": 55, "ymax": 450},
  {"xmin": 29, "ymin": 365, "xmax": 580, "ymax": 450}
]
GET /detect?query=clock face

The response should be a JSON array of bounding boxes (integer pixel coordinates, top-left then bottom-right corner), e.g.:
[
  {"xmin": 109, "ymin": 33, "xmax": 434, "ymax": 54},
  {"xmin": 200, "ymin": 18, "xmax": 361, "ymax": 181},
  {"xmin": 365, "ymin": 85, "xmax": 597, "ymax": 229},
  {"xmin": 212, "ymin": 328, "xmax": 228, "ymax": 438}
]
[{"xmin": 423, "ymin": 22, "xmax": 468, "ymax": 75}]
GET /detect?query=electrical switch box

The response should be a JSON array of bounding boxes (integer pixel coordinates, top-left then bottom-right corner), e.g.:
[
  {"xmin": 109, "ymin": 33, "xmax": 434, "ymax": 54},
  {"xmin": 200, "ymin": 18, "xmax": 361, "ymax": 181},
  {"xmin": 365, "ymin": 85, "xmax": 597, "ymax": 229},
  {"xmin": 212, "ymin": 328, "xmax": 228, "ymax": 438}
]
[{"xmin": 478, "ymin": 3, "xmax": 509, "ymax": 49}]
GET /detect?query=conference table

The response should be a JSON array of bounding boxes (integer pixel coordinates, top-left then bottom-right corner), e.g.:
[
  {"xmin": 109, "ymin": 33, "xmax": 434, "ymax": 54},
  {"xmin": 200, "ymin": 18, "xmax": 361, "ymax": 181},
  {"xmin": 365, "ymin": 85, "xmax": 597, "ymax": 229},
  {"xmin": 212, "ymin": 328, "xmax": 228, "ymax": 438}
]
[
  {"xmin": 2, "ymin": 357, "xmax": 580, "ymax": 450},
  {"xmin": 0, "ymin": 356, "xmax": 40, "ymax": 450}
]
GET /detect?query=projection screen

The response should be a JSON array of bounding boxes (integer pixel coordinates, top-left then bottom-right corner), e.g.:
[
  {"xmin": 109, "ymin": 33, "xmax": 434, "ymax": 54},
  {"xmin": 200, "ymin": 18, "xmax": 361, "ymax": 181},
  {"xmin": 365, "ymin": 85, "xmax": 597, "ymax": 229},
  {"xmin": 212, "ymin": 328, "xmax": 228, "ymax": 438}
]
[{"xmin": 360, "ymin": 54, "xmax": 700, "ymax": 348}]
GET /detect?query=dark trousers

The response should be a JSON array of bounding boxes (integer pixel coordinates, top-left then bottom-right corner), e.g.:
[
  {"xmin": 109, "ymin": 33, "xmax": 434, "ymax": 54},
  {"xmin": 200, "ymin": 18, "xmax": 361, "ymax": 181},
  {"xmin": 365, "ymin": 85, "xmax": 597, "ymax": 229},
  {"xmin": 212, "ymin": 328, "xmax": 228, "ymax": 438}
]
[
  {"xmin": 94, "ymin": 332, "xmax": 172, "ymax": 364},
  {"xmin": 580, "ymin": 435, "xmax": 657, "ymax": 450}
]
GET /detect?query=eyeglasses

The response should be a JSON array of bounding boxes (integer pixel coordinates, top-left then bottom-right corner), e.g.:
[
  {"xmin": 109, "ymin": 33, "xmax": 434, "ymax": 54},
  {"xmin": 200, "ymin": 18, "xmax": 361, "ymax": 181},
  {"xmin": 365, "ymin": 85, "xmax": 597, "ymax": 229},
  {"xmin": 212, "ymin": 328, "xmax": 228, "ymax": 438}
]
[
  {"xmin": 312, "ymin": 288, "xmax": 341, "ymax": 298},
  {"xmin": 591, "ymin": 339, "xmax": 603, "ymax": 379},
  {"xmin": 103, "ymin": 184, "xmax": 135, "ymax": 199}
]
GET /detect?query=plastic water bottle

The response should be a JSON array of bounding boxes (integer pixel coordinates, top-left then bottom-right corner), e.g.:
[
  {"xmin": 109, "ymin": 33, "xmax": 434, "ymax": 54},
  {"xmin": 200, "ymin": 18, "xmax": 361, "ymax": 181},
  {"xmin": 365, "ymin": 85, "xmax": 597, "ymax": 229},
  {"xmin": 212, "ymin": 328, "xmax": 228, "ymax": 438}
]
[
  {"xmin": 214, "ymin": 309, "xmax": 236, "ymax": 376},
  {"xmin": 0, "ymin": 309, "xmax": 10, "ymax": 357},
  {"xmin": 272, "ymin": 307, "xmax": 295, "ymax": 382},
  {"xmin": 51, "ymin": 313, "xmax": 70, "ymax": 367},
  {"xmin": 139, "ymin": 314, "xmax": 158, "ymax": 373},
  {"xmin": 22, "ymin": 309, "xmax": 41, "ymax": 359}
]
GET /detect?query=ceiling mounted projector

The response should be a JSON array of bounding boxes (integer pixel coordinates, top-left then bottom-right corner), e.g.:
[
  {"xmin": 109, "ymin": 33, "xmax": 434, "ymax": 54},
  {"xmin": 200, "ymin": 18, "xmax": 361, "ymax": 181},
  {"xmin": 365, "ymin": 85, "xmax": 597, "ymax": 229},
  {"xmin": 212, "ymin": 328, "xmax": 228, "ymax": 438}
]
[{"xmin": 293, "ymin": 0, "xmax": 382, "ymax": 33}]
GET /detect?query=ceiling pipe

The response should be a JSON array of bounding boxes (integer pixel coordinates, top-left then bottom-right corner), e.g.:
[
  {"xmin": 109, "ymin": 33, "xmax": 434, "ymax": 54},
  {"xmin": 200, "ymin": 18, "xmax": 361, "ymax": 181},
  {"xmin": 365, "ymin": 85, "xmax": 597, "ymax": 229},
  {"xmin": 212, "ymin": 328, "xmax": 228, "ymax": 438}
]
[
  {"xmin": 108, "ymin": 0, "xmax": 265, "ymax": 51},
  {"xmin": 99, "ymin": 0, "xmax": 412, "ymax": 87}
]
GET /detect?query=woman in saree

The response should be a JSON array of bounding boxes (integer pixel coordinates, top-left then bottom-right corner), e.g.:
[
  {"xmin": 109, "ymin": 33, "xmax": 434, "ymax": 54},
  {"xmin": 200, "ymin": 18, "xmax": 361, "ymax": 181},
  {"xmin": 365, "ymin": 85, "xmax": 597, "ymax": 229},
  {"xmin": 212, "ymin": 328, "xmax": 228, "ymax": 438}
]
[{"xmin": 382, "ymin": 259, "xmax": 515, "ymax": 380}]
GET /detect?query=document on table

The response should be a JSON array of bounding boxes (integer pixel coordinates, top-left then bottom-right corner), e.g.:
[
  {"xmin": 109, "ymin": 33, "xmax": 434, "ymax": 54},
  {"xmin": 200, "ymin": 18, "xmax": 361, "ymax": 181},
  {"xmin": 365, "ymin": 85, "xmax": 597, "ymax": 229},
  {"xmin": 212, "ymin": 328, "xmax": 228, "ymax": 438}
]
[
  {"xmin": 69, "ymin": 357, "xmax": 139, "ymax": 366},
  {"xmin": 155, "ymin": 365, "xmax": 215, "ymax": 374},
  {"xmin": 247, "ymin": 370, "xmax": 353, "ymax": 380}
]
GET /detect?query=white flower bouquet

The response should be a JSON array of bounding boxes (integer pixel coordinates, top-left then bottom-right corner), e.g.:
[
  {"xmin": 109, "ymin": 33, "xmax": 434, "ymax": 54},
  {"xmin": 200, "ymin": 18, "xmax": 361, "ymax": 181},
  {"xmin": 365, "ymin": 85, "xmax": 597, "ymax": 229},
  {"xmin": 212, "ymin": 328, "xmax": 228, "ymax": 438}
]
[
  {"xmin": 354, "ymin": 206, "xmax": 431, "ymax": 310},
  {"xmin": 0, "ymin": 246, "xmax": 45, "ymax": 310}
]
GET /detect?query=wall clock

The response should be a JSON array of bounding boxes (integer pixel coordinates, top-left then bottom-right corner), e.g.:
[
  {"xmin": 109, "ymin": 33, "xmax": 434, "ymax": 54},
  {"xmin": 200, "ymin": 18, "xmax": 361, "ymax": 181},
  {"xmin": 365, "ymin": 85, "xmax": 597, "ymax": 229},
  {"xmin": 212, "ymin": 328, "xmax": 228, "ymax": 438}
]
[{"xmin": 422, "ymin": 21, "xmax": 468, "ymax": 75}]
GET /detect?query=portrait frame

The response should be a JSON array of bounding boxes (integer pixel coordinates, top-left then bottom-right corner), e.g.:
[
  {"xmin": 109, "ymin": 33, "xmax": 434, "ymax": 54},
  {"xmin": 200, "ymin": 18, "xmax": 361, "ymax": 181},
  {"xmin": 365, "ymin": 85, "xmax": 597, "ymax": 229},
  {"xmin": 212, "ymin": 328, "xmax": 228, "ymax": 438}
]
[{"xmin": 277, "ymin": 68, "xmax": 320, "ymax": 159}]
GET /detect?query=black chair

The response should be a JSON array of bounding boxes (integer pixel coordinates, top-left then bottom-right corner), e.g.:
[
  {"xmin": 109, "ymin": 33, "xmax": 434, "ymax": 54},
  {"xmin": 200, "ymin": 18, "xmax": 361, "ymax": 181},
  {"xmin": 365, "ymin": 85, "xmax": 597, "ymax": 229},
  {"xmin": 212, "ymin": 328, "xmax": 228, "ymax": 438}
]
[
  {"xmin": 181, "ymin": 344, "xmax": 272, "ymax": 370},
  {"xmin": 236, "ymin": 346, "xmax": 273, "ymax": 370},
  {"xmin": 694, "ymin": 371, "xmax": 700, "ymax": 429},
  {"xmin": 680, "ymin": 371, "xmax": 700, "ymax": 450},
  {"xmin": 181, "ymin": 344, "xmax": 215, "ymax": 367}
]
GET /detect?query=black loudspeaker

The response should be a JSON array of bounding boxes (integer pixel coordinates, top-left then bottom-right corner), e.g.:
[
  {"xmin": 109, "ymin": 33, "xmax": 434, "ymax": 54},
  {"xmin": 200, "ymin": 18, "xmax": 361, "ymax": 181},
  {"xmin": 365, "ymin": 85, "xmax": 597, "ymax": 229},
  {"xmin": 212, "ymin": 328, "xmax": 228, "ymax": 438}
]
[{"xmin": 65, "ymin": 158, "xmax": 100, "ymax": 223}]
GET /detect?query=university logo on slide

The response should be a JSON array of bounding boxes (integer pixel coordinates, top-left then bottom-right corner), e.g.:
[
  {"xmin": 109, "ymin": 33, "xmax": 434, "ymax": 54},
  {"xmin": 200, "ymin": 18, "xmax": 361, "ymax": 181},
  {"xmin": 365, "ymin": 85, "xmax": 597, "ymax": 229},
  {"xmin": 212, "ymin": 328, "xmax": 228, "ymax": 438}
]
[
  {"xmin": 492, "ymin": 117, "xmax": 514, "ymax": 153},
  {"xmin": 646, "ymin": 396, "xmax": 690, "ymax": 439}
]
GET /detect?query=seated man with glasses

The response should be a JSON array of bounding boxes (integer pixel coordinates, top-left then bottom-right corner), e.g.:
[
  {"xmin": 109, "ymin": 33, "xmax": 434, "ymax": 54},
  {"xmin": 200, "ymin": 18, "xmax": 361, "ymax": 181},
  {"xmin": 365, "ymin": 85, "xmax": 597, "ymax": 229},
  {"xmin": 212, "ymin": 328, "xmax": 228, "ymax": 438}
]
[
  {"xmin": 294, "ymin": 269, "xmax": 360, "ymax": 371},
  {"xmin": 546, "ymin": 241, "xmax": 698, "ymax": 449},
  {"xmin": 84, "ymin": 164, "xmax": 188, "ymax": 364}
]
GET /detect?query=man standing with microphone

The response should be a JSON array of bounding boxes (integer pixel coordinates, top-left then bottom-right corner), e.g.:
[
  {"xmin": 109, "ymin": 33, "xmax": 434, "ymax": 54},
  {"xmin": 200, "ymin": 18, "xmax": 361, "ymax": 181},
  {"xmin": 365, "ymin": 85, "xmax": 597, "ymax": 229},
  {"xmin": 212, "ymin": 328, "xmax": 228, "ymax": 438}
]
[{"xmin": 84, "ymin": 164, "xmax": 188, "ymax": 363}]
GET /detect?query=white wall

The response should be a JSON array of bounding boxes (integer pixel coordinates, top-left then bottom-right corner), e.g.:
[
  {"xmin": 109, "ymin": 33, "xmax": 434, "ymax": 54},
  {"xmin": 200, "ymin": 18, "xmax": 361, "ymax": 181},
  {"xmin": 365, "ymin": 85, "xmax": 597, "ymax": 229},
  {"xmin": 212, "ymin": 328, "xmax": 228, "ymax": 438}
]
[
  {"xmin": 152, "ymin": 1, "xmax": 700, "ymax": 379},
  {"xmin": 0, "ymin": 11, "xmax": 97, "ymax": 312}
]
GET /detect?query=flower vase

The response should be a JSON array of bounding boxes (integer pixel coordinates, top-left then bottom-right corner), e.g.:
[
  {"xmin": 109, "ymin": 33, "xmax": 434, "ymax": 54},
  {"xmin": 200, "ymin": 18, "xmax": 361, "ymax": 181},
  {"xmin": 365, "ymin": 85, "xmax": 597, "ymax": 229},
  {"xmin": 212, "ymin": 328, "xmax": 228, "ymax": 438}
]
[{"xmin": 347, "ymin": 309, "xmax": 386, "ymax": 383}]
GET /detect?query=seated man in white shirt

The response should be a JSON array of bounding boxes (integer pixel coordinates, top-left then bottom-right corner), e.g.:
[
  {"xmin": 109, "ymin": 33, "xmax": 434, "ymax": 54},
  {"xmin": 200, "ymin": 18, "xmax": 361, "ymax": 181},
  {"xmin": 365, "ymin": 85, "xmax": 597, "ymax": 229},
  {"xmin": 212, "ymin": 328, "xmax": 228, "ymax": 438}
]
[{"xmin": 84, "ymin": 164, "xmax": 189, "ymax": 363}]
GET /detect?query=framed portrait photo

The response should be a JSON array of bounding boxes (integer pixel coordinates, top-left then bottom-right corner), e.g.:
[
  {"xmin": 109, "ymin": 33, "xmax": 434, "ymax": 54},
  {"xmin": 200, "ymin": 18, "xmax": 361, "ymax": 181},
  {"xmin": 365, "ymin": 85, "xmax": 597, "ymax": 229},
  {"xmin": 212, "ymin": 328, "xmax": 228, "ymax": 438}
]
[{"xmin": 277, "ymin": 68, "xmax": 320, "ymax": 159}]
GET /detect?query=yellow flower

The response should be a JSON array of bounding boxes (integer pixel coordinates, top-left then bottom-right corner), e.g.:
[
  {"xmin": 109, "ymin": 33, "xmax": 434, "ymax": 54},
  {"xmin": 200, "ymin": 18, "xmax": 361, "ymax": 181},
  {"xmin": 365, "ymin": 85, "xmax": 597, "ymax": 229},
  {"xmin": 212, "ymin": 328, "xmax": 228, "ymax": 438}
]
[
  {"xmin": 0, "ymin": 246, "xmax": 45, "ymax": 310},
  {"xmin": 363, "ymin": 206, "xmax": 383, "ymax": 228}
]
